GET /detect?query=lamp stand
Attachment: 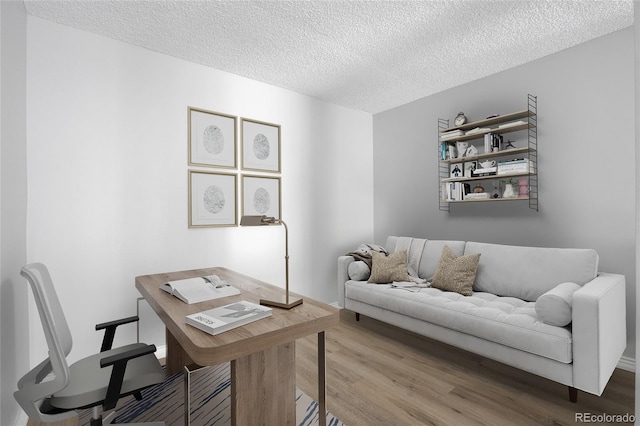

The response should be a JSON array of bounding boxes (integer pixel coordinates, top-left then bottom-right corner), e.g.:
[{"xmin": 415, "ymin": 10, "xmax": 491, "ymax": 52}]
[{"xmin": 258, "ymin": 219, "xmax": 303, "ymax": 309}]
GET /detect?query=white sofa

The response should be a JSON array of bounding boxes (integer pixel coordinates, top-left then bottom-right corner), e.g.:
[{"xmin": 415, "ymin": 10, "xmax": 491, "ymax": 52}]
[{"xmin": 337, "ymin": 236, "xmax": 627, "ymax": 402}]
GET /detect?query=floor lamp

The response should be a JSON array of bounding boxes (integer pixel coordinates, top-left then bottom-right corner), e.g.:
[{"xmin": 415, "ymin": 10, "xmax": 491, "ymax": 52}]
[{"xmin": 240, "ymin": 215, "xmax": 303, "ymax": 309}]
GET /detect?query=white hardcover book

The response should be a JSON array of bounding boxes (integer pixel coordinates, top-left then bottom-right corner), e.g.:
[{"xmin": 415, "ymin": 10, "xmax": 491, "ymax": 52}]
[
  {"xmin": 160, "ymin": 275, "xmax": 240, "ymax": 304},
  {"xmin": 186, "ymin": 301, "xmax": 272, "ymax": 335}
]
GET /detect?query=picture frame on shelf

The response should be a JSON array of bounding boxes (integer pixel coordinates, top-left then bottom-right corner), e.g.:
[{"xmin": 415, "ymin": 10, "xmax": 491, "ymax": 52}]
[
  {"xmin": 242, "ymin": 175, "xmax": 281, "ymax": 220},
  {"xmin": 241, "ymin": 118, "xmax": 281, "ymax": 173},
  {"xmin": 450, "ymin": 163, "xmax": 463, "ymax": 179},
  {"xmin": 464, "ymin": 161, "xmax": 477, "ymax": 178},
  {"xmin": 188, "ymin": 107, "xmax": 237, "ymax": 169},
  {"xmin": 188, "ymin": 170, "xmax": 237, "ymax": 228}
]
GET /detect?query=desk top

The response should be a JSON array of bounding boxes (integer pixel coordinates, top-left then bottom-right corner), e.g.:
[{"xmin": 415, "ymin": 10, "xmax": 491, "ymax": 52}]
[{"xmin": 136, "ymin": 267, "xmax": 340, "ymax": 366}]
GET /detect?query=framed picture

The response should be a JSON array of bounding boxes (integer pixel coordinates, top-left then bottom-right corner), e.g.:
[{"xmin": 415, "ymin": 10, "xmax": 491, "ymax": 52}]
[
  {"xmin": 242, "ymin": 175, "xmax": 281, "ymax": 220},
  {"xmin": 241, "ymin": 118, "xmax": 280, "ymax": 173},
  {"xmin": 464, "ymin": 161, "xmax": 478, "ymax": 178},
  {"xmin": 450, "ymin": 163, "xmax": 463, "ymax": 178},
  {"xmin": 189, "ymin": 170, "xmax": 237, "ymax": 228},
  {"xmin": 188, "ymin": 107, "xmax": 237, "ymax": 168}
]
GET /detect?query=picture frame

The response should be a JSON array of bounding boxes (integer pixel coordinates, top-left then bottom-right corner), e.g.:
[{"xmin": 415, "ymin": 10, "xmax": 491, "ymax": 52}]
[
  {"xmin": 450, "ymin": 163, "xmax": 463, "ymax": 178},
  {"xmin": 188, "ymin": 107, "xmax": 237, "ymax": 169},
  {"xmin": 188, "ymin": 170, "xmax": 237, "ymax": 228},
  {"xmin": 241, "ymin": 118, "xmax": 281, "ymax": 173},
  {"xmin": 242, "ymin": 175, "xmax": 281, "ymax": 220},
  {"xmin": 464, "ymin": 161, "xmax": 478, "ymax": 178}
]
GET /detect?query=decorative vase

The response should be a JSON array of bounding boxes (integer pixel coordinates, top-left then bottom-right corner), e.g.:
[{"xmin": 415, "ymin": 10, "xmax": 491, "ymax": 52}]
[
  {"xmin": 503, "ymin": 183, "xmax": 517, "ymax": 198},
  {"xmin": 518, "ymin": 178, "xmax": 529, "ymax": 198}
]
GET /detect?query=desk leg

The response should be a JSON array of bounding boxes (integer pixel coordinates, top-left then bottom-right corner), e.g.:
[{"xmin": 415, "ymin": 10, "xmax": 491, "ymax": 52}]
[
  {"xmin": 165, "ymin": 328, "xmax": 194, "ymax": 375},
  {"xmin": 318, "ymin": 331, "xmax": 326, "ymax": 426},
  {"xmin": 231, "ymin": 341, "xmax": 296, "ymax": 426}
]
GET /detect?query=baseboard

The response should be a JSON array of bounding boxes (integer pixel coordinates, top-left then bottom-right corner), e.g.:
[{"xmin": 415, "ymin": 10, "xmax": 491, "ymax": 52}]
[
  {"xmin": 155, "ymin": 344, "xmax": 167, "ymax": 360},
  {"xmin": 329, "ymin": 301, "xmax": 342, "ymax": 308},
  {"xmin": 617, "ymin": 355, "xmax": 635, "ymax": 372}
]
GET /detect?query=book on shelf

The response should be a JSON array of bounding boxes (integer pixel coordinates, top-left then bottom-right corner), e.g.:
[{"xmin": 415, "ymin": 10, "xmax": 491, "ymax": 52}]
[
  {"xmin": 497, "ymin": 158, "xmax": 532, "ymax": 175},
  {"xmin": 186, "ymin": 301, "xmax": 272, "ymax": 335},
  {"xmin": 160, "ymin": 275, "xmax": 240, "ymax": 304},
  {"xmin": 472, "ymin": 167, "xmax": 497, "ymax": 177}
]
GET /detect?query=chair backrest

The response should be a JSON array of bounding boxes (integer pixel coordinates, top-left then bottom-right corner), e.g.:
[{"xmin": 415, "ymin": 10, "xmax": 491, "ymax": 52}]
[{"xmin": 14, "ymin": 263, "xmax": 76, "ymax": 422}]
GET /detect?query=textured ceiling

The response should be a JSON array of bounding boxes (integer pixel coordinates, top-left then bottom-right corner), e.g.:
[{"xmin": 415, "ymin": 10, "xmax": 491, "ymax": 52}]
[{"xmin": 23, "ymin": 0, "xmax": 634, "ymax": 113}]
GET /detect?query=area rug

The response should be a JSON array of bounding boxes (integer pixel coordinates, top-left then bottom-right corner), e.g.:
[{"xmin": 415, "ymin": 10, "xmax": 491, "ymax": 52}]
[{"xmin": 78, "ymin": 363, "xmax": 344, "ymax": 425}]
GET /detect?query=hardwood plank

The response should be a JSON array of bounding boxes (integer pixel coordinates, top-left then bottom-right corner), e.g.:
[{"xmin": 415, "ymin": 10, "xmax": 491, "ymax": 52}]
[{"xmin": 296, "ymin": 309, "xmax": 635, "ymax": 426}]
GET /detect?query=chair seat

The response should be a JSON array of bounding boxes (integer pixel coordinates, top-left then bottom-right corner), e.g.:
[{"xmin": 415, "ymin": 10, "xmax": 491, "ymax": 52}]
[{"xmin": 50, "ymin": 343, "xmax": 165, "ymax": 410}]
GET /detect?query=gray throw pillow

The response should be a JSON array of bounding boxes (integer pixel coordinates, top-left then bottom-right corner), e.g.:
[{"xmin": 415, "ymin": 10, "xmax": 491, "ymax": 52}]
[
  {"xmin": 368, "ymin": 251, "xmax": 410, "ymax": 284},
  {"xmin": 431, "ymin": 245, "xmax": 480, "ymax": 296},
  {"xmin": 535, "ymin": 282, "xmax": 581, "ymax": 326},
  {"xmin": 348, "ymin": 261, "xmax": 371, "ymax": 281}
]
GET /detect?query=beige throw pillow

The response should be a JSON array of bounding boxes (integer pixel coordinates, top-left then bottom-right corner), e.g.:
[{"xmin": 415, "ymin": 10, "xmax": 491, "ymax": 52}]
[
  {"xmin": 431, "ymin": 245, "xmax": 480, "ymax": 296},
  {"xmin": 368, "ymin": 250, "xmax": 410, "ymax": 284}
]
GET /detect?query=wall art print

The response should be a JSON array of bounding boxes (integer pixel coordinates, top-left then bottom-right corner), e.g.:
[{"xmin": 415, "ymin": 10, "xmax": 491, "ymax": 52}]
[
  {"xmin": 188, "ymin": 107, "xmax": 237, "ymax": 168},
  {"xmin": 189, "ymin": 170, "xmax": 237, "ymax": 228},
  {"xmin": 242, "ymin": 175, "xmax": 281, "ymax": 220},
  {"xmin": 241, "ymin": 118, "xmax": 280, "ymax": 173}
]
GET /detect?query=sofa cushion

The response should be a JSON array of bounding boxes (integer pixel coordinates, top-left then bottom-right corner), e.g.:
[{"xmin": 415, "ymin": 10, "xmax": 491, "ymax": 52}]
[
  {"xmin": 535, "ymin": 282, "xmax": 581, "ymax": 326},
  {"xmin": 348, "ymin": 261, "xmax": 371, "ymax": 281},
  {"xmin": 368, "ymin": 251, "xmax": 410, "ymax": 284},
  {"xmin": 345, "ymin": 280, "xmax": 572, "ymax": 363},
  {"xmin": 464, "ymin": 242, "xmax": 599, "ymax": 302},
  {"xmin": 431, "ymin": 245, "xmax": 480, "ymax": 296},
  {"xmin": 385, "ymin": 237, "xmax": 465, "ymax": 281}
]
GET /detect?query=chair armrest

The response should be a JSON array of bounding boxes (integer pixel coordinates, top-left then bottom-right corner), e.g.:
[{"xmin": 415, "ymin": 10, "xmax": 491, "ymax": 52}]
[
  {"xmin": 100, "ymin": 344, "xmax": 157, "ymax": 410},
  {"xmin": 96, "ymin": 315, "xmax": 139, "ymax": 352},
  {"xmin": 572, "ymin": 273, "xmax": 626, "ymax": 395},
  {"xmin": 337, "ymin": 255, "xmax": 355, "ymax": 308}
]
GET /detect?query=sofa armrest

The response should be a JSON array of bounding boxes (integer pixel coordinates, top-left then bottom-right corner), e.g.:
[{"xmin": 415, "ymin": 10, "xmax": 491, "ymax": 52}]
[
  {"xmin": 337, "ymin": 255, "xmax": 355, "ymax": 308},
  {"xmin": 572, "ymin": 272, "xmax": 626, "ymax": 395}
]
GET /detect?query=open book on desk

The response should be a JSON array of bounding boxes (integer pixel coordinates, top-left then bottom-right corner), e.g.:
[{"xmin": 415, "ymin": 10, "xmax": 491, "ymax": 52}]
[
  {"xmin": 186, "ymin": 301, "xmax": 272, "ymax": 335},
  {"xmin": 160, "ymin": 275, "xmax": 240, "ymax": 304}
]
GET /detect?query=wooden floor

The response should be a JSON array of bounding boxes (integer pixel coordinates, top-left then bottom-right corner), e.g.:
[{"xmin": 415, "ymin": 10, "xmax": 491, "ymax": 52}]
[
  {"xmin": 295, "ymin": 309, "xmax": 635, "ymax": 426},
  {"xmin": 27, "ymin": 308, "xmax": 635, "ymax": 426}
]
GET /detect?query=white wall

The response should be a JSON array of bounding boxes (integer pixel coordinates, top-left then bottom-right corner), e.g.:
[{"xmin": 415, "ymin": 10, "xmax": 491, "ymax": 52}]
[
  {"xmin": 1, "ymin": 1, "xmax": 28, "ymax": 424},
  {"xmin": 373, "ymin": 28, "xmax": 636, "ymax": 362},
  {"xmin": 25, "ymin": 17, "xmax": 373, "ymax": 363}
]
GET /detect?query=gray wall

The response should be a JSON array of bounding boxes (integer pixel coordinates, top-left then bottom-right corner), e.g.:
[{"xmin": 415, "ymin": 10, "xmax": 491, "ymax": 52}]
[
  {"xmin": 0, "ymin": 1, "xmax": 28, "ymax": 424},
  {"xmin": 373, "ymin": 27, "xmax": 636, "ymax": 361}
]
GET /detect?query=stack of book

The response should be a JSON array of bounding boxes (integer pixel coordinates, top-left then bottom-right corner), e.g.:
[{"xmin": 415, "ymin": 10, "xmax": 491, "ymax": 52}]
[
  {"xmin": 440, "ymin": 129, "xmax": 464, "ymax": 140},
  {"xmin": 498, "ymin": 158, "xmax": 531, "ymax": 175},
  {"xmin": 186, "ymin": 301, "xmax": 272, "ymax": 335}
]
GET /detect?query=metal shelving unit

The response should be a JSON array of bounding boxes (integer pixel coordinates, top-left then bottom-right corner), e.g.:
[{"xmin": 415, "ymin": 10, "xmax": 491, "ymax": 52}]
[{"xmin": 438, "ymin": 94, "xmax": 538, "ymax": 212}]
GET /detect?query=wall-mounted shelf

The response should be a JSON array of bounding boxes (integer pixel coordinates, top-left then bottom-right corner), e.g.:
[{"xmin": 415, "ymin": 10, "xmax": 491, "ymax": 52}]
[{"xmin": 438, "ymin": 94, "xmax": 538, "ymax": 211}]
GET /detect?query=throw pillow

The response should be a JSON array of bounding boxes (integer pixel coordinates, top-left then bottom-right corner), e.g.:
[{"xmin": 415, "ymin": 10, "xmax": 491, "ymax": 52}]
[
  {"xmin": 431, "ymin": 245, "xmax": 480, "ymax": 296},
  {"xmin": 348, "ymin": 261, "xmax": 371, "ymax": 281},
  {"xmin": 368, "ymin": 251, "xmax": 410, "ymax": 284},
  {"xmin": 535, "ymin": 282, "xmax": 581, "ymax": 326}
]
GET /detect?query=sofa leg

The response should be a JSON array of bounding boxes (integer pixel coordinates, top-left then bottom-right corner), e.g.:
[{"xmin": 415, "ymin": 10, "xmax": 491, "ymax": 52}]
[
  {"xmin": 568, "ymin": 386, "xmax": 577, "ymax": 403},
  {"xmin": 355, "ymin": 312, "xmax": 360, "ymax": 321}
]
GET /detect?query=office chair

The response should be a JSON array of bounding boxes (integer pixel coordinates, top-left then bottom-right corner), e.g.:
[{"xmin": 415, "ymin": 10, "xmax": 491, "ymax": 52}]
[{"xmin": 15, "ymin": 263, "xmax": 166, "ymax": 425}]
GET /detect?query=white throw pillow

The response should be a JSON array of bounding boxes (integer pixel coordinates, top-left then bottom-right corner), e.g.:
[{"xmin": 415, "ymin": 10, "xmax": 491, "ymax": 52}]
[
  {"xmin": 348, "ymin": 261, "xmax": 371, "ymax": 281},
  {"xmin": 535, "ymin": 282, "xmax": 582, "ymax": 326}
]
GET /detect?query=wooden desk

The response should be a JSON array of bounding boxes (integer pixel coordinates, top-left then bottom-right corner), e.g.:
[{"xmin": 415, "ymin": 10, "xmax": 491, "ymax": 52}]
[{"xmin": 135, "ymin": 267, "xmax": 339, "ymax": 426}]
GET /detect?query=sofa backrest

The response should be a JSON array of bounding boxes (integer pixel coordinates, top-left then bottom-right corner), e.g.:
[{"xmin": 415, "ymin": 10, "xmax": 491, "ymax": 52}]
[
  {"xmin": 464, "ymin": 241, "xmax": 599, "ymax": 301},
  {"xmin": 386, "ymin": 236, "xmax": 465, "ymax": 282}
]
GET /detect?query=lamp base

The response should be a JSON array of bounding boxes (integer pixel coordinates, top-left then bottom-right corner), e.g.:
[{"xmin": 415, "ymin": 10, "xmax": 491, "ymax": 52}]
[{"xmin": 260, "ymin": 295, "xmax": 303, "ymax": 309}]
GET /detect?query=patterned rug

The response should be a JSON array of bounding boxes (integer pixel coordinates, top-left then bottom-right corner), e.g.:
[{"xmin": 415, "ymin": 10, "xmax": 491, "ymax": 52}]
[{"xmin": 78, "ymin": 363, "xmax": 343, "ymax": 425}]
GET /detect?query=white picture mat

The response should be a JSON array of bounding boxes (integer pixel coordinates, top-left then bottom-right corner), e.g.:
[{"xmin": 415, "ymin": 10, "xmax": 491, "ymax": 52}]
[
  {"xmin": 190, "ymin": 109, "xmax": 236, "ymax": 168},
  {"xmin": 242, "ymin": 176, "xmax": 280, "ymax": 219},
  {"xmin": 242, "ymin": 119, "xmax": 280, "ymax": 172},
  {"xmin": 190, "ymin": 172, "xmax": 237, "ymax": 227}
]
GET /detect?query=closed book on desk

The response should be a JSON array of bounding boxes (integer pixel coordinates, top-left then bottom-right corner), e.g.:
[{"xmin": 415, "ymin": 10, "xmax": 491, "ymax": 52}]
[
  {"xmin": 160, "ymin": 275, "xmax": 240, "ymax": 304},
  {"xmin": 186, "ymin": 301, "xmax": 272, "ymax": 335}
]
